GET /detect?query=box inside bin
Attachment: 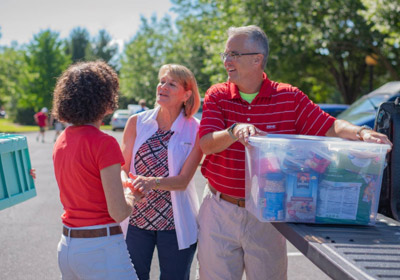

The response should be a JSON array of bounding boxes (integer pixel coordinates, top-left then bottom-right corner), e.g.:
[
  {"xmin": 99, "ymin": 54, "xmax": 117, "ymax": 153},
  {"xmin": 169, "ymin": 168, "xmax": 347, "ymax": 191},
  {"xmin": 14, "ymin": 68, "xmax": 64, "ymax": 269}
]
[{"xmin": 245, "ymin": 134, "xmax": 390, "ymax": 225}]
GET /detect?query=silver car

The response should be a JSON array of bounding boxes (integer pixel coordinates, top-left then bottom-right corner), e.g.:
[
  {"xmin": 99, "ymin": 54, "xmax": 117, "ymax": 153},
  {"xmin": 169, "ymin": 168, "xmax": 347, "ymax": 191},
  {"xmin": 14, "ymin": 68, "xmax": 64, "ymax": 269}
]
[
  {"xmin": 337, "ymin": 81, "xmax": 400, "ymax": 128},
  {"xmin": 111, "ymin": 109, "xmax": 131, "ymax": 131}
]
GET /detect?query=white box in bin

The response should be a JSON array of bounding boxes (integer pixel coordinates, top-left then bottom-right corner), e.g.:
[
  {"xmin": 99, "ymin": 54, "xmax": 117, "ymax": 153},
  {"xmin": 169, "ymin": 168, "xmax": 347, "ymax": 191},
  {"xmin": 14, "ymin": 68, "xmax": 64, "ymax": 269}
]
[{"xmin": 245, "ymin": 134, "xmax": 390, "ymax": 225}]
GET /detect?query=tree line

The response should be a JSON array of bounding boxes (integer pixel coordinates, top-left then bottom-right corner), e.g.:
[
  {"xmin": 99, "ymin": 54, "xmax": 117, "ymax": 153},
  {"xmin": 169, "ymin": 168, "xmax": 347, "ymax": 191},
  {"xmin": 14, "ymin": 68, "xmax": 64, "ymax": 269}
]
[
  {"xmin": 0, "ymin": 27, "xmax": 119, "ymax": 124},
  {"xmin": 1, "ymin": 0, "xmax": 399, "ymax": 124}
]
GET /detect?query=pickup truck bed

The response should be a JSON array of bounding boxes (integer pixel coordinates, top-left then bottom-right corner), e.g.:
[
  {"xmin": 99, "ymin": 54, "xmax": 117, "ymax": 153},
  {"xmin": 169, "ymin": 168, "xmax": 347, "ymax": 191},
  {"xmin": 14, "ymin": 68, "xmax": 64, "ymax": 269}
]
[{"xmin": 273, "ymin": 214, "xmax": 400, "ymax": 280}]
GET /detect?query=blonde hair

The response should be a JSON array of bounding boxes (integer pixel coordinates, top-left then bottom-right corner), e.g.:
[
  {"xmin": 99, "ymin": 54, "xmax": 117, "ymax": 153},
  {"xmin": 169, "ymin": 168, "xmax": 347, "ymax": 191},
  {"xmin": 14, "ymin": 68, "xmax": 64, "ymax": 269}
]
[{"xmin": 158, "ymin": 64, "xmax": 200, "ymax": 118}]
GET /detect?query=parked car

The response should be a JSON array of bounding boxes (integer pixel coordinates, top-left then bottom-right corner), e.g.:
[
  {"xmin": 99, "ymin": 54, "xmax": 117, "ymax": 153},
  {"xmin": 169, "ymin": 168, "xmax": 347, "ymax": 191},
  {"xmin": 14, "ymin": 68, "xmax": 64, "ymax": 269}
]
[
  {"xmin": 111, "ymin": 109, "xmax": 131, "ymax": 131},
  {"xmin": 337, "ymin": 81, "xmax": 400, "ymax": 128},
  {"xmin": 317, "ymin": 103, "xmax": 350, "ymax": 118},
  {"xmin": 194, "ymin": 98, "xmax": 204, "ymax": 120},
  {"xmin": 127, "ymin": 104, "xmax": 142, "ymax": 114}
]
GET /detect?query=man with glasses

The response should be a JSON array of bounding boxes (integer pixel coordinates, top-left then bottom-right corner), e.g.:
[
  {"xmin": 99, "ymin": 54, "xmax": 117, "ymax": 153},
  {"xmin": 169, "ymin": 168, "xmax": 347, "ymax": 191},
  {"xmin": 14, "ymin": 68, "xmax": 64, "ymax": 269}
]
[{"xmin": 197, "ymin": 25, "xmax": 391, "ymax": 280}]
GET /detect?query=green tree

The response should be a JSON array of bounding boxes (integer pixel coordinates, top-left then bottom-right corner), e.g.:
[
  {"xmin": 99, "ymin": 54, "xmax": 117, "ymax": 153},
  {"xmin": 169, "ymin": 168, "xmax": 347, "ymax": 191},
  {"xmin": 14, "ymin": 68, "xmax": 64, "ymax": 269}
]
[
  {"xmin": 0, "ymin": 45, "xmax": 32, "ymax": 113},
  {"xmin": 86, "ymin": 29, "xmax": 119, "ymax": 68},
  {"xmin": 170, "ymin": 0, "xmax": 390, "ymax": 103},
  {"xmin": 66, "ymin": 27, "xmax": 91, "ymax": 63},
  {"xmin": 120, "ymin": 16, "xmax": 174, "ymax": 106},
  {"xmin": 171, "ymin": 0, "xmax": 231, "ymax": 90},
  {"xmin": 120, "ymin": 0, "xmax": 399, "ymax": 106},
  {"xmin": 25, "ymin": 29, "xmax": 71, "ymax": 111},
  {"xmin": 359, "ymin": 0, "xmax": 400, "ymax": 81},
  {"xmin": 167, "ymin": 2, "xmax": 215, "ymax": 95},
  {"xmin": 288, "ymin": 0, "xmax": 377, "ymax": 103}
]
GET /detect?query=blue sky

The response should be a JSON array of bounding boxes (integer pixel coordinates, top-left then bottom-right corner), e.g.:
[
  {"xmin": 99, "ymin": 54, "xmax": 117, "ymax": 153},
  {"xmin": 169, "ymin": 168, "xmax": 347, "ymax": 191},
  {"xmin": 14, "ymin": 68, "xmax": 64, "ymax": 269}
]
[{"xmin": 0, "ymin": 0, "xmax": 175, "ymax": 49}]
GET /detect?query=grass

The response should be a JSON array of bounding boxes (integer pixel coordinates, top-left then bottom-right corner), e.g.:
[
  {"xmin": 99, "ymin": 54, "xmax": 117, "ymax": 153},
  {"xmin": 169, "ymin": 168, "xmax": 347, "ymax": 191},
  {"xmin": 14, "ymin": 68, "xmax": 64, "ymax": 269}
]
[
  {"xmin": 101, "ymin": 125, "xmax": 112, "ymax": 130},
  {"xmin": 0, "ymin": 119, "xmax": 112, "ymax": 133},
  {"xmin": 0, "ymin": 119, "xmax": 38, "ymax": 133}
]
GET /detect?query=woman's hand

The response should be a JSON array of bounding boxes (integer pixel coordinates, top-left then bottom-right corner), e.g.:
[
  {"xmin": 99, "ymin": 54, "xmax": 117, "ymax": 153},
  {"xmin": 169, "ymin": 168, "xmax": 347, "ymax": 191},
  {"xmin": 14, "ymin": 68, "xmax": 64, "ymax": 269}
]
[
  {"xmin": 132, "ymin": 176, "xmax": 157, "ymax": 194},
  {"xmin": 30, "ymin": 168, "xmax": 36, "ymax": 180},
  {"xmin": 121, "ymin": 171, "xmax": 137, "ymax": 190},
  {"xmin": 124, "ymin": 188, "xmax": 146, "ymax": 207},
  {"xmin": 122, "ymin": 172, "xmax": 146, "ymax": 205}
]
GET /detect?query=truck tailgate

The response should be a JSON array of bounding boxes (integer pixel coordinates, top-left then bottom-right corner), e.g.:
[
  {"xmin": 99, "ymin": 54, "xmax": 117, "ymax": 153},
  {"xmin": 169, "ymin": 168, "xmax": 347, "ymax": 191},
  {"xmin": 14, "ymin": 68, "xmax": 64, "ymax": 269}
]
[{"xmin": 273, "ymin": 214, "xmax": 400, "ymax": 279}]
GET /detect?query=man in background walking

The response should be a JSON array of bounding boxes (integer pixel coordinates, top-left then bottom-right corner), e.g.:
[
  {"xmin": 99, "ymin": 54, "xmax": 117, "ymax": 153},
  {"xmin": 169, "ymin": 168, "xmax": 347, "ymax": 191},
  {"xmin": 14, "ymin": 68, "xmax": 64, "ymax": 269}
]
[{"xmin": 34, "ymin": 107, "xmax": 48, "ymax": 143}]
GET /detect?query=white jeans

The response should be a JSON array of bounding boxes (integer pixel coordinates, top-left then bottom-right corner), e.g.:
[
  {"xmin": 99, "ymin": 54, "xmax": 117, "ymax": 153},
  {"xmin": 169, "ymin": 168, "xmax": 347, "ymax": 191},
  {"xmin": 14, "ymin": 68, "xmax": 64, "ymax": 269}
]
[
  {"xmin": 197, "ymin": 185, "xmax": 288, "ymax": 280},
  {"xmin": 58, "ymin": 223, "xmax": 137, "ymax": 280}
]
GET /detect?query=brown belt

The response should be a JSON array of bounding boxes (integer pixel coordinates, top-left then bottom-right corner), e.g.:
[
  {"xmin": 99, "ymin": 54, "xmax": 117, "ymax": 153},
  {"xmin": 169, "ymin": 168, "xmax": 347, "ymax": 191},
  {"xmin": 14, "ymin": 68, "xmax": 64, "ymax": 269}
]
[
  {"xmin": 63, "ymin": 225, "xmax": 122, "ymax": 238},
  {"xmin": 208, "ymin": 183, "xmax": 245, "ymax": 208}
]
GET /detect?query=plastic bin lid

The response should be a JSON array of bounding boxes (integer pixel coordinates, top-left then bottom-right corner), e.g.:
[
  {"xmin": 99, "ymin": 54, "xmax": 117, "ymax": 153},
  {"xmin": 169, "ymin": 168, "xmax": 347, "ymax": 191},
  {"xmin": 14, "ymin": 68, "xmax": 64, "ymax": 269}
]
[
  {"xmin": 265, "ymin": 134, "xmax": 344, "ymax": 141},
  {"xmin": 249, "ymin": 134, "xmax": 391, "ymax": 151}
]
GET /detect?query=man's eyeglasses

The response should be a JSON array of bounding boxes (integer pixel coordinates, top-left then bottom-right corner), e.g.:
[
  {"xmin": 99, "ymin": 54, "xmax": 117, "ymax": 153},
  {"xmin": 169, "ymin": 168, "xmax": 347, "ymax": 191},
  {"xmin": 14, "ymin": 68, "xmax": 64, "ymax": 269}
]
[{"xmin": 219, "ymin": 52, "xmax": 261, "ymax": 61}]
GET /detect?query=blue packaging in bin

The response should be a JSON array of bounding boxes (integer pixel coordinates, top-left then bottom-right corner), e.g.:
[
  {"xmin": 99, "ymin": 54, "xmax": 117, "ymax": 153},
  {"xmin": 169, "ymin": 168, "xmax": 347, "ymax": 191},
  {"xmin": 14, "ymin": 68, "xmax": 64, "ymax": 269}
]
[
  {"xmin": 0, "ymin": 133, "xmax": 36, "ymax": 210},
  {"xmin": 245, "ymin": 134, "xmax": 390, "ymax": 225},
  {"xmin": 262, "ymin": 173, "xmax": 285, "ymax": 221}
]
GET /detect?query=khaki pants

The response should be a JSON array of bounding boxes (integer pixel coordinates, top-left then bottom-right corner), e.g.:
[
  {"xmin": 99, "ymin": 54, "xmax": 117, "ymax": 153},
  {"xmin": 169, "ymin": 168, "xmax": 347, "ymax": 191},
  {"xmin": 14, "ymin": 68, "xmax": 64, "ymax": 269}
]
[{"xmin": 197, "ymin": 185, "xmax": 287, "ymax": 280}]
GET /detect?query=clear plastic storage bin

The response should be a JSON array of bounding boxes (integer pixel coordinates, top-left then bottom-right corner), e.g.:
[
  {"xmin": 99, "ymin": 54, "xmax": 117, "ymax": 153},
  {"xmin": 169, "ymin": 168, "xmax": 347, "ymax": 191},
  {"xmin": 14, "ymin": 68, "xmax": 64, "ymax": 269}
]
[{"xmin": 245, "ymin": 134, "xmax": 390, "ymax": 225}]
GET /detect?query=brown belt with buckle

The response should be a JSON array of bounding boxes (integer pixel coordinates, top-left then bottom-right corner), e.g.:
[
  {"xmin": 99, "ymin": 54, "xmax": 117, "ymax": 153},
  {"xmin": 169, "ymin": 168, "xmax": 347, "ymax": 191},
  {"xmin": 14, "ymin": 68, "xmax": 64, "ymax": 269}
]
[
  {"xmin": 62, "ymin": 225, "xmax": 122, "ymax": 238},
  {"xmin": 208, "ymin": 183, "xmax": 245, "ymax": 208}
]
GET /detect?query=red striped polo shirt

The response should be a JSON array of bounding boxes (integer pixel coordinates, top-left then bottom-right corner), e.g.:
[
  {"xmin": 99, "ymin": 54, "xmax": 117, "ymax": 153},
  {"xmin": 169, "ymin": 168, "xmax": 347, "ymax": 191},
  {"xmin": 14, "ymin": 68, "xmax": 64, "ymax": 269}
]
[{"xmin": 199, "ymin": 73, "xmax": 336, "ymax": 198}]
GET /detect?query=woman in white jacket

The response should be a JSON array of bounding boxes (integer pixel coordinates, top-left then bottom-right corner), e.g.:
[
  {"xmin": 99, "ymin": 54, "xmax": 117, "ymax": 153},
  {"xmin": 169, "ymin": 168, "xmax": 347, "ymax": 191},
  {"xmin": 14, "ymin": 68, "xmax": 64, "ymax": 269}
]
[{"xmin": 121, "ymin": 64, "xmax": 203, "ymax": 280}]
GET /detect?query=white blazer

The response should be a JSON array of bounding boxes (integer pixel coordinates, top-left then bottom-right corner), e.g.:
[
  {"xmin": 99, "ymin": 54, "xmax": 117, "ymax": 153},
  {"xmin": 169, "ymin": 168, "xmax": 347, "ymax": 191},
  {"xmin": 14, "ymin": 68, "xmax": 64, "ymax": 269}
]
[{"xmin": 129, "ymin": 107, "xmax": 200, "ymax": 250}]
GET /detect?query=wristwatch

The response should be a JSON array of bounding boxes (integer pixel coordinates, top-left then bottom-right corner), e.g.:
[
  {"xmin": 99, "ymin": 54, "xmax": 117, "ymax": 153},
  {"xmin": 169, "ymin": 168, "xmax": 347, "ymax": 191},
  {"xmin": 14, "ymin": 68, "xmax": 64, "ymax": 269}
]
[
  {"xmin": 155, "ymin": 177, "xmax": 161, "ymax": 189},
  {"xmin": 356, "ymin": 125, "xmax": 373, "ymax": 141},
  {"xmin": 227, "ymin": 123, "xmax": 238, "ymax": 141}
]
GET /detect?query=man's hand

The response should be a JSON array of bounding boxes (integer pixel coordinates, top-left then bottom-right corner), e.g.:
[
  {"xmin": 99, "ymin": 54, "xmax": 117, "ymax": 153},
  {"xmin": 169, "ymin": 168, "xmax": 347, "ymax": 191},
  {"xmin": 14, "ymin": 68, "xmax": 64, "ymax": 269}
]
[
  {"xmin": 201, "ymin": 123, "xmax": 267, "ymax": 155},
  {"xmin": 326, "ymin": 120, "xmax": 392, "ymax": 153},
  {"xmin": 360, "ymin": 129, "xmax": 392, "ymax": 151},
  {"xmin": 231, "ymin": 123, "xmax": 267, "ymax": 146}
]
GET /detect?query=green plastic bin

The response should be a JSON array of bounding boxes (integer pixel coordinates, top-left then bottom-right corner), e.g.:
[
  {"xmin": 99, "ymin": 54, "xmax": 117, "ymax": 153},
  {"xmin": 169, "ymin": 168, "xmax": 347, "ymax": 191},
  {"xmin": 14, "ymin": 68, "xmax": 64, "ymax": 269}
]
[{"xmin": 0, "ymin": 133, "xmax": 36, "ymax": 210}]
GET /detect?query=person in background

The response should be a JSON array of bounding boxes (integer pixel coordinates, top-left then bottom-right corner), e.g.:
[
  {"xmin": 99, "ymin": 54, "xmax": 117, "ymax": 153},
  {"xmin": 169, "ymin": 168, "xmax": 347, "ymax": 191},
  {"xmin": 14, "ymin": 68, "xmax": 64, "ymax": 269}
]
[
  {"xmin": 49, "ymin": 114, "xmax": 64, "ymax": 142},
  {"xmin": 135, "ymin": 99, "xmax": 149, "ymax": 113},
  {"xmin": 52, "ymin": 61, "xmax": 141, "ymax": 280},
  {"xmin": 197, "ymin": 25, "xmax": 392, "ymax": 280},
  {"xmin": 0, "ymin": 106, "xmax": 6, "ymax": 118},
  {"xmin": 121, "ymin": 64, "xmax": 203, "ymax": 280},
  {"xmin": 34, "ymin": 107, "xmax": 48, "ymax": 143}
]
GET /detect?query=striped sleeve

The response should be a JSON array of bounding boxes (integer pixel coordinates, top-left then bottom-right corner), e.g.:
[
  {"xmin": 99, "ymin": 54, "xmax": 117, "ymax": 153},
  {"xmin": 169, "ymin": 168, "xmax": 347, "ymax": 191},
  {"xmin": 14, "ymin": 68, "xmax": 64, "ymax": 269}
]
[
  {"xmin": 199, "ymin": 86, "xmax": 227, "ymax": 139},
  {"xmin": 293, "ymin": 90, "xmax": 336, "ymax": 136}
]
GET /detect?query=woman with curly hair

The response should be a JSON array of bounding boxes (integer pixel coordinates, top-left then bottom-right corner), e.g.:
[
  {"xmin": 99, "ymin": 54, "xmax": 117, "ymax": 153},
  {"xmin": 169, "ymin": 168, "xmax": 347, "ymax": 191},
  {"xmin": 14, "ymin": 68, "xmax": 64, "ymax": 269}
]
[
  {"xmin": 120, "ymin": 64, "xmax": 203, "ymax": 280},
  {"xmin": 52, "ymin": 61, "xmax": 140, "ymax": 279}
]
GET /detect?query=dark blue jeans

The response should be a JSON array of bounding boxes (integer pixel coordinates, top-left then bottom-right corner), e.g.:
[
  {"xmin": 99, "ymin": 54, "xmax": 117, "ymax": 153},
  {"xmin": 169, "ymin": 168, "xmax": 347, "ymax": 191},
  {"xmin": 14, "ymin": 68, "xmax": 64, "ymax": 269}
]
[{"xmin": 126, "ymin": 225, "xmax": 197, "ymax": 280}]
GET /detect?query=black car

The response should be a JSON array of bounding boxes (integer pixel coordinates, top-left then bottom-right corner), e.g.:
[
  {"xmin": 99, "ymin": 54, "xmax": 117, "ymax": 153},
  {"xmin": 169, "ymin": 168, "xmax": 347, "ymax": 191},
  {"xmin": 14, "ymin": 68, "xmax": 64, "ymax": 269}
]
[{"xmin": 337, "ymin": 82, "xmax": 400, "ymax": 128}]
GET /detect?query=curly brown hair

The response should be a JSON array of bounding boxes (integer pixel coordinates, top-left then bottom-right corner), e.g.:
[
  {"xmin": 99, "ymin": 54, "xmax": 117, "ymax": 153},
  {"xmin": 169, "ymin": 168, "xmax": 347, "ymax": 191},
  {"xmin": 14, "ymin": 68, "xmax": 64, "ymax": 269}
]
[{"xmin": 52, "ymin": 61, "xmax": 119, "ymax": 125}]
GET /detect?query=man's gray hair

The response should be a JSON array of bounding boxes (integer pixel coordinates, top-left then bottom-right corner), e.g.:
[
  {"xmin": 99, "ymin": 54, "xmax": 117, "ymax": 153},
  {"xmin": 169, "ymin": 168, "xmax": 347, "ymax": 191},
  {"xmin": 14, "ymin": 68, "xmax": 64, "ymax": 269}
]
[{"xmin": 227, "ymin": 25, "xmax": 269, "ymax": 69}]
